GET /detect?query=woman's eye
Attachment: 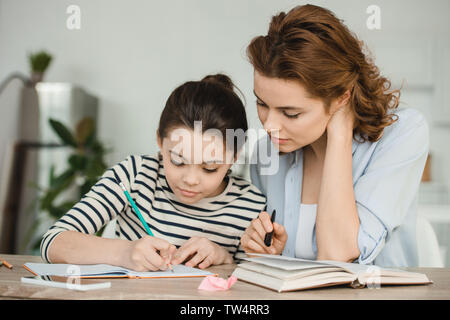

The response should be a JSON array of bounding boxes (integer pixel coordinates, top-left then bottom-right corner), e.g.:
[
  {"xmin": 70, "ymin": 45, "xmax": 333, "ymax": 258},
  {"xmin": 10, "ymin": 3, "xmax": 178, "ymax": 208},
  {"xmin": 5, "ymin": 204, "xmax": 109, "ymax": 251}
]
[
  {"xmin": 256, "ymin": 100, "xmax": 267, "ymax": 107},
  {"xmin": 203, "ymin": 167, "xmax": 218, "ymax": 173},
  {"xmin": 282, "ymin": 111, "xmax": 301, "ymax": 119}
]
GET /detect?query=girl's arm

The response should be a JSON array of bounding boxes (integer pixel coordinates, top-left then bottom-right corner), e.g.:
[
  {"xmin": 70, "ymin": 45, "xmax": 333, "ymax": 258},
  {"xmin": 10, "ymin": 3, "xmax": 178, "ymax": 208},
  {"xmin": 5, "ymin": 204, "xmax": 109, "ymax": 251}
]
[
  {"xmin": 48, "ymin": 230, "xmax": 176, "ymax": 271},
  {"xmin": 48, "ymin": 231, "xmax": 129, "ymax": 265},
  {"xmin": 315, "ymin": 104, "xmax": 360, "ymax": 262}
]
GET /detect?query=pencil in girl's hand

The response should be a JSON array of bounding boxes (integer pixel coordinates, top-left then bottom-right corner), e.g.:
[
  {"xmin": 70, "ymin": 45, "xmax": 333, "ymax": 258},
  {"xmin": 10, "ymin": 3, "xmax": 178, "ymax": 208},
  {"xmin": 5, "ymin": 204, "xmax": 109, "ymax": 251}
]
[
  {"xmin": 119, "ymin": 182, "xmax": 154, "ymax": 237},
  {"xmin": 119, "ymin": 181, "xmax": 173, "ymax": 271}
]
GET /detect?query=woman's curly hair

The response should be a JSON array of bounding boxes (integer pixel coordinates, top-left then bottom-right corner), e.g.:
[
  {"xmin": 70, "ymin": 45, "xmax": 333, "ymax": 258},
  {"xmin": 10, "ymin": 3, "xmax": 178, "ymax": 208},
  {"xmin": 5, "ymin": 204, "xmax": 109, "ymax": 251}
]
[{"xmin": 247, "ymin": 4, "xmax": 399, "ymax": 142}]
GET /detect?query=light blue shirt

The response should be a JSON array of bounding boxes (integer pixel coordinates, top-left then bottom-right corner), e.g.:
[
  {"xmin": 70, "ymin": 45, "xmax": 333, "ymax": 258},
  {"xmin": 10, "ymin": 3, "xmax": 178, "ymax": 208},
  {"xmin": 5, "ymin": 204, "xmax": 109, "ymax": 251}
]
[{"xmin": 250, "ymin": 108, "xmax": 429, "ymax": 267}]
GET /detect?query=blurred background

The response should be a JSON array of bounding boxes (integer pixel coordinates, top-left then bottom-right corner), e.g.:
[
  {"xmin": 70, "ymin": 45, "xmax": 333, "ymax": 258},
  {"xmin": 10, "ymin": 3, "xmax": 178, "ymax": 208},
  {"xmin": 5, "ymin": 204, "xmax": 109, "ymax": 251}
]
[{"xmin": 0, "ymin": 0, "xmax": 449, "ymax": 267}]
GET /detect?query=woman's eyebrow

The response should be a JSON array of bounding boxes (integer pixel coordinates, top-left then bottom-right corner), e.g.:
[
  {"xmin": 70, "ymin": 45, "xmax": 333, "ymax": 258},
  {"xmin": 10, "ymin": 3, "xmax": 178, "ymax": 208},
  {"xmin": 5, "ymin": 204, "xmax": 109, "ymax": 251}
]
[{"xmin": 253, "ymin": 90, "xmax": 304, "ymax": 111}]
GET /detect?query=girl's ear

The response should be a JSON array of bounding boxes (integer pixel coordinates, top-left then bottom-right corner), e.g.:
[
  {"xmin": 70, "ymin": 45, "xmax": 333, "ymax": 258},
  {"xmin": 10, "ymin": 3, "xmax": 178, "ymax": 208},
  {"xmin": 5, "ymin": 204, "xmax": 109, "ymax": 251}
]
[{"xmin": 156, "ymin": 130, "xmax": 163, "ymax": 150}]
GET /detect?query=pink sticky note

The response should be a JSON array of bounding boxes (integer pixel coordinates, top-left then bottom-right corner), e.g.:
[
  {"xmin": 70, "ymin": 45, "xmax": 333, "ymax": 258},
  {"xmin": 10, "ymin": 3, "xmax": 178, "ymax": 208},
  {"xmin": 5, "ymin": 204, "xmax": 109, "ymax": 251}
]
[{"xmin": 198, "ymin": 275, "xmax": 237, "ymax": 291}]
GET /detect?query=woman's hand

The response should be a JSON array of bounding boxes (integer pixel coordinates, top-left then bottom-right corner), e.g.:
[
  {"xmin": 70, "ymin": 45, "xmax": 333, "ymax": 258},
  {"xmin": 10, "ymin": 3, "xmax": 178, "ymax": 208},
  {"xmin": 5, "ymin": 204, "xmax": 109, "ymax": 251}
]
[
  {"xmin": 241, "ymin": 211, "xmax": 287, "ymax": 255},
  {"xmin": 121, "ymin": 236, "xmax": 176, "ymax": 272},
  {"xmin": 171, "ymin": 237, "xmax": 233, "ymax": 269},
  {"xmin": 326, "ymin": 101, "xmax": 355, "ymax": 140}
]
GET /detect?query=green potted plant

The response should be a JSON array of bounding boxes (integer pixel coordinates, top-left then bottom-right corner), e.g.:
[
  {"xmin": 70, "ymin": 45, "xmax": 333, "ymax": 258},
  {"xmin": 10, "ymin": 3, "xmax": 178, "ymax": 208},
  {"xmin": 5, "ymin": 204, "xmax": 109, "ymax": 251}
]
[
  {"xmin": 28, "ymin": 50, "xmax": 52, "ymax": 85},
  {"xmin": 28, "ymin": 117, "xmax": 111, "ymax": 252}
]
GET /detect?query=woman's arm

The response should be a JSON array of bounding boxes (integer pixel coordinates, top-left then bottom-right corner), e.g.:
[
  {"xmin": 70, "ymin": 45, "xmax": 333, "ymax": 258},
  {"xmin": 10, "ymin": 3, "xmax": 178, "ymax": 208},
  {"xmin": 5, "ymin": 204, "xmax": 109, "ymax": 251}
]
[{"xmin": 315, "ymin": 103, "xmax": 360, "ymax": 262}]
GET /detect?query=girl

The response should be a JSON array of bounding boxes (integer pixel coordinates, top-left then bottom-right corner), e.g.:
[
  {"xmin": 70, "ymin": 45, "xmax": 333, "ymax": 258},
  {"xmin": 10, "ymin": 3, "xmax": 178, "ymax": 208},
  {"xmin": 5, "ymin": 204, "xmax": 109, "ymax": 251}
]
[
  {"xmin": 41, "ymin": 74, "xmax": 266, "ymax": 271},
  {"xmin": 240, "ymin": 4, "xmax": 429, "ymax": 267}
]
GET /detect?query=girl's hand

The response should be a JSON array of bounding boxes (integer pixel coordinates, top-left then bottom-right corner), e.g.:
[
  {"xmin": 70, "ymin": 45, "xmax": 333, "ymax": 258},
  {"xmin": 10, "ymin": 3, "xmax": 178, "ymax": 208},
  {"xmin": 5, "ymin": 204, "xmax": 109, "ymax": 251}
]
[
  {"xmin": 171, "ymin": 237, "xmax": 233, "ymax": 269},
  {"xmin": 241, "ymin": 211, "xmax": 287, "ymax": 255},
  {"xmin": 121, "ymin": 236, "xmax": 176, "ymax": 272}
]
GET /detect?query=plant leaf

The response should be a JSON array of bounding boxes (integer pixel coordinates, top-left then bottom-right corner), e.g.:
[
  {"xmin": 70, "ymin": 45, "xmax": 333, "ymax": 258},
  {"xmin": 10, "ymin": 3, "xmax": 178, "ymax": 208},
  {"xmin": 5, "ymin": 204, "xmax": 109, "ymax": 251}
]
[
  {"xmin": 75, "ymin": 117, "xmax": 95, "ymax": 146},
  {"xmin": 49, "ymin": 118, "xmax": 77, "ymax": 147},
  {"xmin": 68, "ymin": 154, "xmax": 87, "ymax": 171}
]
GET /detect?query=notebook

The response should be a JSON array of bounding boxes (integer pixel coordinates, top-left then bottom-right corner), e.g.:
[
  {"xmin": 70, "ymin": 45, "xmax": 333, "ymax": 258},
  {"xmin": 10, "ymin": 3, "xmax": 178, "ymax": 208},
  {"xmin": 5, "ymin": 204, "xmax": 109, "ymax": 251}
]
[
  {"xmin": 23, "ymin": 262, "xmax": 216, "ymax": 279},
  {"xmin": 232, "ymin": 254, "xmax": 432, "ymax": 292}
]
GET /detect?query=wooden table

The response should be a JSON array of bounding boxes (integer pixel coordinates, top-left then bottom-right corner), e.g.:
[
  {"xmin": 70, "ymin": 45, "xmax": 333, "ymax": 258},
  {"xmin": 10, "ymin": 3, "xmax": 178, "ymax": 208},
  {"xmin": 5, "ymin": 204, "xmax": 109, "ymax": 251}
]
[{"xmin": 1, "ymin": 254, "xmax": 449, "ymax": 300}]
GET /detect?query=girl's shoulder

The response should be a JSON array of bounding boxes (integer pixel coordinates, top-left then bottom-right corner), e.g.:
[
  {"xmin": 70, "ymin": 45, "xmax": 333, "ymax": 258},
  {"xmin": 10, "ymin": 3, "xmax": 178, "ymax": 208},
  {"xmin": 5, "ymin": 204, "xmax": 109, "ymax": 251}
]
[
  {"xmin": 113, "ymin": 154, "xmax": 162, "ymax": 181},
  {"xmin": 228, "ymin": 174, "xmax": 267, "ymax": 204}
]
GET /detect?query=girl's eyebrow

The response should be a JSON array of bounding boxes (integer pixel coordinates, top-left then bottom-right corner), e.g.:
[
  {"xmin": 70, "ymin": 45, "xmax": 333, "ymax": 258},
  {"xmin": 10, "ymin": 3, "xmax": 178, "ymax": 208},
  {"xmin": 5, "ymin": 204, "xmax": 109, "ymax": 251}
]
[
  {"xmin": 169, "ymin": 150, "xmax": 187, "ymax": 161},
  {"xmin": 253, "ymin": 90, "xmax": 305, "ymax": 111},
  {"xmin": 170, "ymin": 149, "xmax": 223, "ymax": 165}
]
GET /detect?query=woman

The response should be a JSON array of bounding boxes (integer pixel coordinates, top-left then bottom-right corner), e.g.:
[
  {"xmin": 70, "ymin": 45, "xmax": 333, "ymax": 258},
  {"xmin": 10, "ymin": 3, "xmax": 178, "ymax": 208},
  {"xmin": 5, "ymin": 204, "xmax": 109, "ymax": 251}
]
[{"xmin": 240, "ymin": 4, "xmax": 429, "ymax": 267}]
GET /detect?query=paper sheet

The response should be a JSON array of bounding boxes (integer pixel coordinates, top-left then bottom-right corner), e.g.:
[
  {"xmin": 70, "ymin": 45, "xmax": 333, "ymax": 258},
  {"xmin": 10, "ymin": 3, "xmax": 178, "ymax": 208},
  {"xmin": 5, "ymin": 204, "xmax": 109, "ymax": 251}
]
[{"xmin": 198, "ymin": 275, "xmax": 237, "ymax": 291}]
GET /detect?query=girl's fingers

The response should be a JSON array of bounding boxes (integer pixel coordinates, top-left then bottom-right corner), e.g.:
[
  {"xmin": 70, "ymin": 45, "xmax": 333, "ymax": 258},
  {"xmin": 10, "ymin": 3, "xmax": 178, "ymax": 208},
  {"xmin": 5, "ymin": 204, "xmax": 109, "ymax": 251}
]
[
  {"xmin": 198, "ymin": 256, "xmax": 214, "ymax": 269},
  {"xmin": 185, "ymin": 251, "xmax": 206, "ymax": 268},
  {"xmin": 171, "ymin": 242, "xmax": 196, "ymax": 265},
  {"xmin": 145, "ymin": 248, "xmax": 168, "ymax": 270}
]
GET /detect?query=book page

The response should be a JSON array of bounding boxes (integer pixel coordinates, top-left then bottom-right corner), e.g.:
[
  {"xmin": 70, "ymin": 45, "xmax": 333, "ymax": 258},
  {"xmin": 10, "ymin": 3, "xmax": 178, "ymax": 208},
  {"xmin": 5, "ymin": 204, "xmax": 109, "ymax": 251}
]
[
  {"xmin": 130, "ymin": 264, "xmax": 214, "ymax": 278},
  {"xmin": 24, "ymin": 263, "xmax": 214, "ymax": 278},
  {"xmin": 242, "ymin": 254, "xmax": 334, "ymax": 271}
]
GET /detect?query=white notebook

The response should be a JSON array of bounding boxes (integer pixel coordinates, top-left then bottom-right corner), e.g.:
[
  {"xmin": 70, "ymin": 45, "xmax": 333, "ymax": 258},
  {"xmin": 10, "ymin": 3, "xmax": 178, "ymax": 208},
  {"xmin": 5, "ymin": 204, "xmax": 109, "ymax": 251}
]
[
  {"xmin": 232, "ymin": 254, "xmax": 432, "ymax": 292},
  {"xmin": 23, "ymin": 262, "xmax": 215, "ymax": 279}
]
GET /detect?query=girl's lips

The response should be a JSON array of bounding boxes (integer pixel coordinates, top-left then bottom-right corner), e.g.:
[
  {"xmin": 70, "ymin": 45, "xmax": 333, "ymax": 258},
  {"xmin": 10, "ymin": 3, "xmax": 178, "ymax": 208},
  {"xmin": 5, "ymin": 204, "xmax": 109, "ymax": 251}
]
[{"xmin": 178, "ymin": 188, "xmax": 200, "ymax": 197}]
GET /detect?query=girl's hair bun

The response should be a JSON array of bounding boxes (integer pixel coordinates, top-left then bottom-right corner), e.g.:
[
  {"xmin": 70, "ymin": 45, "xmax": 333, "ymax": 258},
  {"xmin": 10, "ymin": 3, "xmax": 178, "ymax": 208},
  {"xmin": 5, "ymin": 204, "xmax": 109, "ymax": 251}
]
[{"xmin": 201, "ymin": 73, "xmax": 234, "ymax": 91}]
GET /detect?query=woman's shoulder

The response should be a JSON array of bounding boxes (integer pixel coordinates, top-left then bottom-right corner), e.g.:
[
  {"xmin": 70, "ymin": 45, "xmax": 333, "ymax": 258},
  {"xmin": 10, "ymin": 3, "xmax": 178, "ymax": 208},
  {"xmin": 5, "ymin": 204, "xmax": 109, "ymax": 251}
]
[
  {"xmin": 377, "ymin": 107, "xmax": 429, "ymax": 147},
  {"xmin": 354, "ymin": 107, "xmax": 428, "ymax": 149}
]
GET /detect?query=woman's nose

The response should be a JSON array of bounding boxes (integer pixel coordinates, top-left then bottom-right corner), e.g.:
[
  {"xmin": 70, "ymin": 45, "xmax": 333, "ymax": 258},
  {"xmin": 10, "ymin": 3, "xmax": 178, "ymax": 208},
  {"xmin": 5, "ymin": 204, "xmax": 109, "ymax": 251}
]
[{"xmin": 263, "ymin": 111, "xmax": 281, "ymax": 135}]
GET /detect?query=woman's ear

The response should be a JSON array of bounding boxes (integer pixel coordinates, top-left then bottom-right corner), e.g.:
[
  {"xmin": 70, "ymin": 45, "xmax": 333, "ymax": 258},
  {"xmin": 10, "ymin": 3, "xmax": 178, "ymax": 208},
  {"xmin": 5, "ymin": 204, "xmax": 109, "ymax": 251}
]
[
  {"xmin": 330, "ymin": 89, "xmax": 351, "ymax": 114},
  {"xmin": 339, "ymin": 89, "xmax": 351, "ymax": 107}
]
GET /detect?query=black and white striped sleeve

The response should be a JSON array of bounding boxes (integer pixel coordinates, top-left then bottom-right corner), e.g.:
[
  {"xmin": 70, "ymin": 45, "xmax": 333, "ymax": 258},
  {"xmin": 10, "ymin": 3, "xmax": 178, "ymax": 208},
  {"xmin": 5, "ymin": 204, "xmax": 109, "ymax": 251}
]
[{"xmin": 40, "ymin": 155, "xmax": 140, "ymax": 263}]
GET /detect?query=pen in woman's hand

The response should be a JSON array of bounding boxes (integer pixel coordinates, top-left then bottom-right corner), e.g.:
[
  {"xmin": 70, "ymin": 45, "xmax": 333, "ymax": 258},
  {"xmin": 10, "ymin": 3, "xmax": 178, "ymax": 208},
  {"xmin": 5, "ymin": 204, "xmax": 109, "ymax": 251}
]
[{"xmin": 264, "ymin": 210, "xmax": 277, "ymax": 247}]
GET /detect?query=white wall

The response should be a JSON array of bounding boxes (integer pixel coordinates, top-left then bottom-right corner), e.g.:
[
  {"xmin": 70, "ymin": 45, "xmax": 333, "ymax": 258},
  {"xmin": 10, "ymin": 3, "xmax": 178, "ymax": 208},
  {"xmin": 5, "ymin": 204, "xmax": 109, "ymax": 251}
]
[{"xmin": 1, "ymin": 0, "xmax": 449, "ymax": 189}]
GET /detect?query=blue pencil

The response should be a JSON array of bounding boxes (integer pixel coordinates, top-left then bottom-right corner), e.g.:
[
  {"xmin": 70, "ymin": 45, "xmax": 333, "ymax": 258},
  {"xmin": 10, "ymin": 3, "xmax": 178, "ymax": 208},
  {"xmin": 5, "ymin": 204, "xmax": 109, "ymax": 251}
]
[
  {"xmin": 119, "ymin": 182, "xmax": 154, "ymax": 236},
  {"xmin": 119, "ymin": 182, "xmax": 173, "ymax": 272}
]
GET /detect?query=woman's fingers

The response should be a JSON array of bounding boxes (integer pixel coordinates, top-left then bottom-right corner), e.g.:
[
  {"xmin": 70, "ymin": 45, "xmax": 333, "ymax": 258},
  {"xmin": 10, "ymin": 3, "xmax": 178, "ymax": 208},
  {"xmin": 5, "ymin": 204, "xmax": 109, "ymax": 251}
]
[
  {"xmin": 258, "ymin": 211, "xmax": 273, "ymax": 233},
  {"xmin": 272, "ymin": 222, "xmax": 288, "ymax": 252},
  {"xmin": 242, "ymin": 233, "xmax": 273, "ymax": 254}
]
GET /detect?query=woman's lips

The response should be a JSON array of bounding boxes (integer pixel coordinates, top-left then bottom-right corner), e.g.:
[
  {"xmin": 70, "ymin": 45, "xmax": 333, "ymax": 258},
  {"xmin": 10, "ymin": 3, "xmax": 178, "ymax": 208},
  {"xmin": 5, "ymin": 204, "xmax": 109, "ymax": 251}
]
[
  {"xmin": 270, "ymin": 135, "xmax": 290, "ymax": 145},
  {"xmin": 178, "ymin": 188, "xmax": 200, "ymax": 197}
]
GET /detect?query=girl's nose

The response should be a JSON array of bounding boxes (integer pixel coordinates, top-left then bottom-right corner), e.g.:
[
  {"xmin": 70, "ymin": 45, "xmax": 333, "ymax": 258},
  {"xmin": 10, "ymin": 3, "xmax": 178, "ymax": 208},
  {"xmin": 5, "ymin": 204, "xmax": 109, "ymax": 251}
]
[{"xmin": 182, "ymin": 166, "xmax": 200, "ymax": 186}]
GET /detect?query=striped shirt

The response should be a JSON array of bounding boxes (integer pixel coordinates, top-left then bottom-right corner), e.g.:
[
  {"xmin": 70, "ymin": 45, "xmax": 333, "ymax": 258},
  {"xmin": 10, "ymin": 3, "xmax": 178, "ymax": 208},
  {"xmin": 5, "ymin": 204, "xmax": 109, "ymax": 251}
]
[{"xmin": 40, "ymin": 154, "xmax": 266, "ymax": 263}]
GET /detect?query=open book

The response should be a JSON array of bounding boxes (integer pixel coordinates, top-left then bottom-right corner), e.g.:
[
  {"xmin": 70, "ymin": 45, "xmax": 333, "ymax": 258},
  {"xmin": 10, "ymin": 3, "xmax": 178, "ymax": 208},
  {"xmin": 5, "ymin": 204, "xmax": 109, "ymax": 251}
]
[
  {"xmin": 232, "ymin": 254, "xmax": 432, "ymax": 292},
  {"xmin": 23, "ymin": 262, "xmax": 215, "ymax": 279}
]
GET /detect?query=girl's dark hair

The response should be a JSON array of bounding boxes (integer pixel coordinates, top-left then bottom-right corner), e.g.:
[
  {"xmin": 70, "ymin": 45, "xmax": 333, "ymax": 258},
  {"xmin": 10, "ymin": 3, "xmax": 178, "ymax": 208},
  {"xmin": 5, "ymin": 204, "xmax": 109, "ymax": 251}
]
[
  {"xmin": 158, "ymin": 73, "xmax": 248, "ymax": 154},
  {"xmin": 247, "ymin": 4, "xmax": 400, "ymax": 142}
]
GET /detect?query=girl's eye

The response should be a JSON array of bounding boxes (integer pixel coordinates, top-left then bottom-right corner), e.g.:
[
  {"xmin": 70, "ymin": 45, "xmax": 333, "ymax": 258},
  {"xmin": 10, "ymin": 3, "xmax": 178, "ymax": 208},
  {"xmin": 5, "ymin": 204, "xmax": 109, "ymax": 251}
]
[
  {"xmin": 171, "ymin": 158, "xmax": 184, "ymax": 166},
  {"xmin": 282, "ymin": 111, "xmax": 301, "ymax": 119},
  {"xmin": 203, "ymin": 167, "xmax": 218, "ymax": 173}
]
